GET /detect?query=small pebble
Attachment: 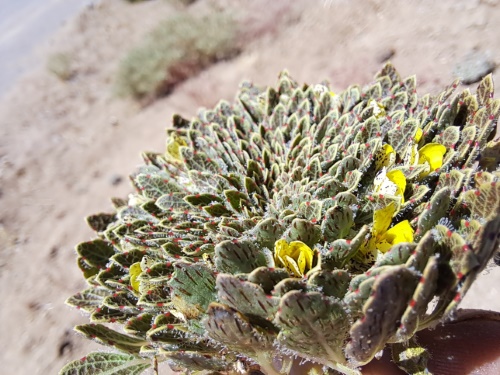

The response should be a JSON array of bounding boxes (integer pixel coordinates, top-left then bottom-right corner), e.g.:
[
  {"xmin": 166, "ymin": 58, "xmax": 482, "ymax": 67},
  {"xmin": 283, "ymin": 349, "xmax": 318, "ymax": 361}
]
[
  {"xmin": 453, "ymin": 50, "xmax": 495, "ymax": 84},
  {"xmin": 110, "ymin": 174, "xmax": 123, "ymax": 186}
]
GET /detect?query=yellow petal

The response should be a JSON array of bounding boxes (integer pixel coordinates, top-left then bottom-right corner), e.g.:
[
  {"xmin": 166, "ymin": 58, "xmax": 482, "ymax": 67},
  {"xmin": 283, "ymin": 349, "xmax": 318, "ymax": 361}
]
[
  {"xmin": 374, "ymin": 167, "xmax": 398, "ymax": 196},
  {"xmin": 373, "ymin": 202, "xmax": 396, "ymax": 237},
  {"xmin": 376, "ymin": 239, "xmax": 393, "ymax": 253},
  {"xmin": 360, "ymin": 236, "xmax": 377, "ymax": 255},
  {"xmin": 274, "ymin": 239, "xmax": 288, "ymax": 266},
  {"xmin": 283, "ymin": 255, "xmax": 302, "ymax": 277},
  {"xmin": 386, "ymin": 169, "xmax": 406, "ymax": 202},
  {"xmin": 274, "ymin": 240, "xmax": 313, "ymax": 277},
  {"xmin": 384, "ymin": 220, "xmax": 414, "ymax": 245},
  {"xmin": 130, "ymin": 262, "xmax": 142, "ymax": 292},
  {"xmin": 375, "ymin": 144, "xmax": 396, "ymax": 170},
  {"xmin": 297, "ymin": 251, "xmax": 306, "ymax": 275},
  {"xmin": 414, "ymin": 128, "xmax": 423, "ymax": 143},
  {"xmin": 289, "ymin": 241, "xmax": 314, "ymax": 271},
  {"xmin": 166, "ymin": 134, "xmax": 187, "ymax": 161},
  {"xmin": 418, "ymin": 143, "xmax": 446, "ymax": 174}
]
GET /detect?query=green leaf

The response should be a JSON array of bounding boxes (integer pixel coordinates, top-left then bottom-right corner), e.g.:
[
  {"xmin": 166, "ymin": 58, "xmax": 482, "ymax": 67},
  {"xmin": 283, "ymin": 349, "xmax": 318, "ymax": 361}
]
[
  {"xmin": 214, "ymin": 239, "xmax": 270, "ymax": 274},
  {"xmin": 135, "ymin": 173, "xmax": 177, "ymax": 200},
  {"xmin": 76, "ymin": 240, "xmax": 115, "ymax": 269},
  {"xmin": 123, "ymin": 313, "xmax": 154, "ymax": 338},
  {"xmin": 307, "ymin": 269, "xmax": 351, "ymax": 299},
  {"xmin": 155, "ymin": 192, "xmax": 190, "ymax": 211},
  {"xmin": 111, "ymin": 250, "xmax": 147, "ymax": 269},
  {"xmin": 247, "ymin": 266, "xmax": 289, "ymax": 294},
  {"xmin": 346, "ymin": 266, "xmax": 418, "ymax": 365},
  {"xmin": 102, "ymin": 291, "xmax": 139, "ymax": 313},
  {"xmin": 184, "ymin": 193, "xmax": 223, "ymax": 207},
  {"xmin": 117, "ymin": 206, "xmax": 159, "ymax": 224},
  {"xmin": 216, "ymin": 274, "xmax": 279, "ymax": 320},
  {"xmin": 66, "ymin": 287, "xmax": 111, "ymax": 313},
  {"xmin": 96, "ymin": 264, "xmax": 127, "ymax": 290},
  {"xmin": 77, "ymin": 257, "xmax": 100, "ymax": 279},
  {"xmin": 91, "ymin": 306, "xmax": 130, "ymax": 324},
  {"xmin": 86, "ymin": 213, "xmax": 116, "ymax": 232},
  {"xmin": 440, "ymin": 126, "xmax": 460, "ymax": 148},
  {"xmin": 204, "ymin": 303, "xmax": 279, "ymax": 373},
  {"xmin": 375, "ymin": 243, "xmax": 415, "ymax": 267},
  {"xmin": 75, "ymin": 324, "xmax": 147, "ymax": 354},
  {"xmin": 137, "ymin": 283, "xmax": 170, "ymax": 307},
  {"xmin": 284, "ymin": 218, "xmax": 321, "ymax": 247},
  {"xmin": 253, "ymin": 217, "xmax": 285, "ymax": 250},
  {"xmin": 321, "ymin": 205, "xmax": 354, "ymax": 241},
  {"xmin": 416, "ymin": 187, "xmax": 451, "ymax": 240},
  {"xmin": 59, "ymin": 352, "xmax": 150, "ymax": 375},
  {"xmin": 463, "ymin": 180, "xmax": 500, "ymax": 221},
  {"xmin": 163, "ymin": 349, "xmax": 232, "ymax": 372},
  {"xmin": 202, "ymin": 203, "xmax": 232, "ymax": 217},
  {"xmin": 169, "ymin": 262, "xmax": 216, "ymax": 312},
  {"xmin": 182, "ymin": 149, "xmax": 221, "ymax": 174},
  {"xmin": 388, "ymin": 118, "xmax": 419, "ymax": 158},
  {"xmin": 275, "ymin": 291, "xmax": 349, "ymax": 366},
  {"xmin": 393, "ymin": 256, "xmax": 439, "ymax": 341},
  {"xmin": 476, "ymin": 73, "xmax": 494, "ymax": 107},
  {"xmin": 299, "ymin": 199, "xmax": 322, "ymax": 222},
  {"xmin": 321, "ymin": 226, "xmax": 370, "ymax": 270}
]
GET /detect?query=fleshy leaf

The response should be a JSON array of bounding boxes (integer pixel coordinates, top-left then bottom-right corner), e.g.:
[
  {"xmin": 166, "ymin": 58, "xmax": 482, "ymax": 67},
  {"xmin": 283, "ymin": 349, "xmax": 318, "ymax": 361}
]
[
  {"xmin": 76, "ymin": 240, "xmax": 115, "ymax": 269},
  {"xmin": 204, "ymin": 303, "xmax": 278, "ymax": 373},
  {"xmin": 216, "ymin": 274, "xmax": 279, "ymax": 319},
  {"xmin": 346, "ymin": 266, "xmax": 418, "ymax": 365},
  {"xmin": 275, "ymin": 291, "xmax": 349, "ymax": 367},
  {"xmin": 86, "ymin": 213, "xmax": 116, "ymax": 232},
  {"xmin": 75, "ymin": 324, "xmax": 147, "ymax": 354},
  {"xmin": 214, "ymin": 239, "xmax": 271, "ymax": 274},
  {"xmin": 59, "ymin": 352, "xmax": 150, "ymax": 375},
  {"xmin": 168, "ymin": 262, "xmax": 216, "ymax": 314}
]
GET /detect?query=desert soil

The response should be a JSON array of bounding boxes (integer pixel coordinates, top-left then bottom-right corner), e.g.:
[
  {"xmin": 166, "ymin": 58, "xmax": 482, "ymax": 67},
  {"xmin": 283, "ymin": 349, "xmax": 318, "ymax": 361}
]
[{"xmin": 0, "ymin": 0, "xmax": 499, "ymax": 374}]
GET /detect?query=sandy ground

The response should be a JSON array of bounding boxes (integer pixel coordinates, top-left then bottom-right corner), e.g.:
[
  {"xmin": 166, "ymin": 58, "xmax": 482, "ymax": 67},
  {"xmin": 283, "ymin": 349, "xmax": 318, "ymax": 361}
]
[{"xmin": 0, "ymin": 0, "xmax": 499, "ymax": 374}]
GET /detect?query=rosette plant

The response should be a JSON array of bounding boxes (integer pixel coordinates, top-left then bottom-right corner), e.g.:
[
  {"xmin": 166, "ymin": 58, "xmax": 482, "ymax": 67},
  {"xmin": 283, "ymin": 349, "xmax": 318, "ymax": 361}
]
[{"xmin": 61, "ymin": 63, "xmax": 500, "ymax": 375}]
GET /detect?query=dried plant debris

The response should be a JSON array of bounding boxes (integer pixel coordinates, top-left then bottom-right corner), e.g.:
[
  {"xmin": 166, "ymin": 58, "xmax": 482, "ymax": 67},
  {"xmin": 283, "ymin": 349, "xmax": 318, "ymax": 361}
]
[{"xmin": 61, "ymin": 63, "xmax": 500, "ymax": 375}]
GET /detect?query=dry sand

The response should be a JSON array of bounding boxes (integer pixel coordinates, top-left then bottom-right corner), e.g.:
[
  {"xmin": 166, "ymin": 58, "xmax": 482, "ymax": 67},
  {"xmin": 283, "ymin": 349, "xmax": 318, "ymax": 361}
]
[{"xmin": 0, "ymin": 0, "xmax": 499, "ymax": 374}]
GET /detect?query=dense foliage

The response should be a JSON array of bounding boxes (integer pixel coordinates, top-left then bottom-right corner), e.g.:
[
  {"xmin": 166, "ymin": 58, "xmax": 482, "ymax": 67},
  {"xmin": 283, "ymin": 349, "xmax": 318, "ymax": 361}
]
[{"xmin": 61, "ymin": 64, "xmax": 500, "ymax": 375}]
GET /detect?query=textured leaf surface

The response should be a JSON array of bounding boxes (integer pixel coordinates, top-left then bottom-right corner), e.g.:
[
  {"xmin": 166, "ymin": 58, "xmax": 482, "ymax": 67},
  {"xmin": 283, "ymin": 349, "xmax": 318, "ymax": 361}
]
[
  {"xmin": 77, "ymin": 240, "xmax": 115, "ymax": 269},
  {"xmin": 169, "ymin": 262, "xmax": 216, "ymax": 313},
  {"xmin": 214, "ymin": 239, "xmax": 270, "ymax": 274},
  {"xmin": 59, "ymin": 352, "xmax": 150, "ymax": 375},
  {"xmin": 275, "ymin": 291, "xmax": 349, "ymax": 365},
  {"xmin": 64, "ymin": 65, "xmax": 500, "ymax": 375},
  {"xmin": 346, "ymin": 266, "xmax": 417, "ymax": 364},
  {"xmin": 216, "ymin": 274, "xmax": 278, "ymax": 319},
  {"xmin": 75, "ymin": 324, "xmax": 147, "ymax": 354}
]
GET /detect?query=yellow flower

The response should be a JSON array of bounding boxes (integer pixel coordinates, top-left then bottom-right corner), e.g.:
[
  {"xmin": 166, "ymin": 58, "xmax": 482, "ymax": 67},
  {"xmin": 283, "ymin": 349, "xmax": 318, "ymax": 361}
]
[
  {"xmin": 365, "ymin": 202, "xmax": 414, "ymax": 254},
  {"xmin": 418, "ymin": 143, "xmax": 446, "ymax": 177},
  {"xmin": 274, "ymin": 239, "xmax": 314, "ymax": 277},
  {"xmin": 386, "ymin": 169, "xmax": 406, "ymax": 202},
  {"xmin": 375, "ymin": 144, "xmax": 396, "ymax": 170},
  {"xmin": 414, "ymin": 128, "xmax": 423, "ymax": 143},
  {"xmin": 130, "ymin": 262, "xmax": 142, "ymax": 292},
  {"xmin": 373, "ymin": 167, "xmax": 407, "ymax": 204},
  {"xmin": 384, "ymin": 220, "xmax": 414, "ymax": 244}
]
